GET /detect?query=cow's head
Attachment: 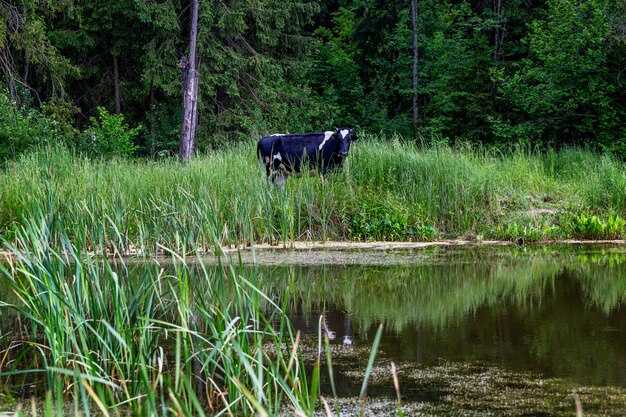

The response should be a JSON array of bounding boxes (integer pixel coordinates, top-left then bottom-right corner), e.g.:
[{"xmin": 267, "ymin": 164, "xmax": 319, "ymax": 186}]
[{"xmin": 335, "ymin": 128, "xmax": 357, "ymax": 158}]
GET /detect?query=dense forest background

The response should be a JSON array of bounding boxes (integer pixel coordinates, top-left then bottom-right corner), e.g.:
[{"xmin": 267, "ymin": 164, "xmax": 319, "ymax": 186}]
[{"xmin": 1, "ymin": 0, "xmax": 625, "ymax": 160}]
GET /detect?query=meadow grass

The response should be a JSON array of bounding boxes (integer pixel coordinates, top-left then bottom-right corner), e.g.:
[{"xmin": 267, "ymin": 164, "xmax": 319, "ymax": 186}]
[{"xmin": 0, "ymin": 135, "xmax": 625, "ymax": 255}]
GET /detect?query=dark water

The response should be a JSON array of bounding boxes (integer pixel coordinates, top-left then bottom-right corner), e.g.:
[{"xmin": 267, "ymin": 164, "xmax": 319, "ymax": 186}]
[{"xmin": 246, "ymin": 245, "xmax": 626, "ymax": 391}]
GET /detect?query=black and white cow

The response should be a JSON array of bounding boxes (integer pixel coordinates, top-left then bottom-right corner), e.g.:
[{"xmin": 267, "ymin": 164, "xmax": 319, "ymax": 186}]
[{"xmin": 256, "ymin": 128, "xmax": 357, "ymax": 182}]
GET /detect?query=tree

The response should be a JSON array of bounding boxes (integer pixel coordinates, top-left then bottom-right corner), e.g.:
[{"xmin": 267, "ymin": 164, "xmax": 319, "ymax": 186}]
[
  {"xmin": 0, "ymin": 0, "xmax": 76, "ymax": 103},
  {"xmin": 135, "ymin": 0, "xmax": 183, "ymax": 156},
  {"xmin": 310, "ymin": 7, "xmax": 364, "ymax": 128},
  {"xmin": 411, "ymin": 0, "xmax": 420, "ymax": 137},
  {"xmin": 311, "ymin": 0, "xmax": 496, "ymax": 142},
  {"xmin": 179, "ymin": 0, "xmax": 199, "ymax": 162},
  {"xmin": 196, "ymin": 0, "xmax": 323, "ymax": 147},
  {"xmin": 498, "ymin": 0, "xmax": 625, "ymax": 152},
  {"xmin": 418, "ymin": 1, "xmax": 493, "ymax": 142}
]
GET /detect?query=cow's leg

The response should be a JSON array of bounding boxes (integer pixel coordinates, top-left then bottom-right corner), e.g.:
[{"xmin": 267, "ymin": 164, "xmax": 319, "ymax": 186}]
[
  {"xmin": 268, "ymin": 170, "xmax": 286, "ymax": 189},
  {"xmin": 258, "ymin": 155, "xmax": 271, "ymax": 182},
  {"xmin": 274, "ymin": 172, "xmax": 286, "ymax": 188},
  {"xmin": 264, "ymin": 156, "xmax": 271, "ymax": 175},
  {"xmin": 278, "ymin": 163, "xmax": 290, "ymax": 177},
  {"xmin": 264, "ymin": 156, "xmax": 272, "ymax": 183},
  {"xmin": 269, "ymin": 163, "xmax": 290, "ymax": 189},
  {"xmin": 268, "ymin": 166, "xmax": 279, "ymax": 185}
]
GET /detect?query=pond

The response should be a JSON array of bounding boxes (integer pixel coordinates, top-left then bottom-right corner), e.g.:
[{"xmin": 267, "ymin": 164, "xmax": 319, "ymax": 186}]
[
  {"xmin": 1, "ymin": 244, "xmax": 626, "ymax": 416},
  {"xmin": 227, "ymin": 244, "xmax": 626, "ymax": 415}
]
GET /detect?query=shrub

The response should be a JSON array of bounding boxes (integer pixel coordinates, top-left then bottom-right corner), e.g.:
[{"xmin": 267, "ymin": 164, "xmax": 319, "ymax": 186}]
[
  {"xmin": 81, "ymin": 107, "xmax": 141, "ymax": 158},
  {"xmin": 0, "ymin": 90, "xmax": 77, "ymax": 162}
]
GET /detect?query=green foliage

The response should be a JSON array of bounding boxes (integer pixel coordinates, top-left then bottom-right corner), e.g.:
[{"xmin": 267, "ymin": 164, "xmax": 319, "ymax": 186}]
[
  {"xmin": 196, "ymin": 0, "xmax": 327, "ymax": 145},
  {"xmin": 143, "ymin": 101, "xmax": 181, "ymax": 157},
  {"xmin": 498, "ymin": 0, "xmax": 626, "ymax": 150},
  {"xmin": 575, "ymin": 214, "xmax": 626, "ymax": 239},
  {"xmin": 352, "ymin": 209, "xmax": 410, "ymax": 241},
  {"xmin": 495, "ymin": 221, "xmax": 562, "ymax": 242},
  {"xmin": 0, "ymin": 0, "xmax": 78, "ymax": 100},
  {"xmin": 311, "ymin": 8, "xmax": 366, "ymax": 128},
  {"xmin": 0, "ymin": 90, "xmax": 77, "ymax": 162},
  {"xmin": 82, "ymin": 107, "xmax": 140, "ymax": 158},
  {"xmin": 309, "ymin": 0, "xmax": 625, "ymax": 149},
  {"xmin": 2, "ymin": 0, "xmax": 625, "ymax": 155},
  {"xmin": 351, "ymin": 197, "xmax": 439, "ymax": 241},
  {"xmin": 419, "ymin": 2, "xmax": 493, "ymax": 141}
]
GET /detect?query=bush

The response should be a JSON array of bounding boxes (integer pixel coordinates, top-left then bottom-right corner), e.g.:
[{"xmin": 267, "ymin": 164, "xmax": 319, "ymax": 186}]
[
  {"xmin": 0, "ymin": 90, "xmax": 77, "ymax": 162},
  {"xmin": 81, "ymin": 107, "xmax": 141, "ymax": 158}
]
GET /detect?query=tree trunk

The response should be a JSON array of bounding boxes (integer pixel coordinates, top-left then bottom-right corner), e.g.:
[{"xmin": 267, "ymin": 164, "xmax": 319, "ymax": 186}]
[
  {"xmin": 493, "ymin": 0, "xmax": 503, "ymax": 63},
  {"xmin": 113, "ymin": 54, "xmax": 121, "ymax": 114},
  {"xmin": 179, "ymin": 0, "xmax": 200, "ymax": 163},
  {"xmin": 23, "ymin": 59, "xmax": 29, "ymax": 86},
  {"xmin": 492, "ymin": 0, "xmax": 503, "ymax": 100},
  {"xmin": 8, "ymin": 75, "xmax": 16, "ymax": 101},
  {"xmin": 149, "ymin": 81, "xmax": 157, "ymax": 158},
  {"xmin": 411, "ymin": 0, "xmax": 419, "ymax": 138}
]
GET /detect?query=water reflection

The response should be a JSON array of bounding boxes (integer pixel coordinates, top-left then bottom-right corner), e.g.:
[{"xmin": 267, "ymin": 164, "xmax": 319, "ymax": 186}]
[
  {"xmin": 1, "ymin": 245, "xmax": 625, "ymax": 389},
  {"xmin": 253, "ymin": 246, "xmax": 626, "ymax": 387}
]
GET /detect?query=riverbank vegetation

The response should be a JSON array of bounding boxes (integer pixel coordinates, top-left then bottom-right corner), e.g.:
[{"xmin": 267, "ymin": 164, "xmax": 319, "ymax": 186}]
[
  {"xmin": 0, "ymin": 215, "xmax": 399, "ymax": 416},
  {"xmin": 1, "ymin": 138, "xmax": 624, "ymax": 252},
  {"xmin": 3, "ymin": 231, "xmax": 626, "ymax": 415}
]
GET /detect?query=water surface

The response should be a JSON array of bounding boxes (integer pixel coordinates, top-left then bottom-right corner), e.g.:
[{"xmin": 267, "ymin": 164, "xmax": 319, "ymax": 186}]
[
  {"xmin": 2, "ymin": 244, "xmax": 626, "ymax": 415},
  {"xmin": 249, "ymin": 245, "xmax": 626, "ymax": 388}
]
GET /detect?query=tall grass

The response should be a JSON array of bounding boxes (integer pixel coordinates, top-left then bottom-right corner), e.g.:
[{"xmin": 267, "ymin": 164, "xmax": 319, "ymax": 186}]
[
  {"xmin": 0, "ymin": 215, "xmax": 327, "ymax": 416},
  {"xmin": 1, "ymin": 136, "xmax": 625, "ymax": 253}
]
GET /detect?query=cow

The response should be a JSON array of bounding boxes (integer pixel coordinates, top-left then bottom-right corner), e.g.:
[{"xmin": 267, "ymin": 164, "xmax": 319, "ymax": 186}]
[{"xmin": 257, "ymin": 128, "xmax": 357, "ymax": 183}]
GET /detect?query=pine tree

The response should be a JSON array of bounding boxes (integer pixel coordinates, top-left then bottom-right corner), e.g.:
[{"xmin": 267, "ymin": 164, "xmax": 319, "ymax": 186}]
[{"xmin": 0, "ymin": 0, "xmax": 76, "ymax": 103}]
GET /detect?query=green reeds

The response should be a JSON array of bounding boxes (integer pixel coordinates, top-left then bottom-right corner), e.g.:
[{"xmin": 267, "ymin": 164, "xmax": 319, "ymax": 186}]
[
  {"xmin": 1, "ymin": 137, "xmax": 625, "ymax": 252},
  {"xmin": 0, "ymin": 216, "xmax": 323, "ymax": 416}
]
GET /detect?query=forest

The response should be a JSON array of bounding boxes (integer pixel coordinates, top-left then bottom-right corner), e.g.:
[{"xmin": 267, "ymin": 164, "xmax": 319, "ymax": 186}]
[{"xmin": 1, "ymin": 0, "xmax": 625, "ymax": 161}]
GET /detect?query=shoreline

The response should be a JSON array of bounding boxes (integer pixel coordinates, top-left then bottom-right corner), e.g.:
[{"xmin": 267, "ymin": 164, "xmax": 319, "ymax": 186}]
[
  {"xmin": 225, "ymin": 238, "xmax": 626, "ymax": 252},
  {"xmin": 2, "ymin": 238, "xmax": 626, "ymax": 262}
]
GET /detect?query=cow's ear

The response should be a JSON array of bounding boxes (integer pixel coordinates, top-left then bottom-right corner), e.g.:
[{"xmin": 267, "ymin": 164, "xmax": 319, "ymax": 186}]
[{"xmin": 351, "ymin": 129, "xmax": 358, "ymax": 141}]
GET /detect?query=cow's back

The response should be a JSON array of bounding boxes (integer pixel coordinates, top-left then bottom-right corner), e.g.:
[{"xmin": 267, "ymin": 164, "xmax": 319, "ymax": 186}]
[
  {"xmin": 274, "ymin": 133, "xmax": 330, "ymax": 171},
  {"xmin": 257, "ymin": 134, "xmax": 284, "ymax": 159}
]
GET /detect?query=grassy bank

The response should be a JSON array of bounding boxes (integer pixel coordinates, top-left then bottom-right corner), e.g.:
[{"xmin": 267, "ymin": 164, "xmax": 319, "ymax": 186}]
[{"xmin": 1, "ymin": 136, "xmax": 625, "ymax": 254}]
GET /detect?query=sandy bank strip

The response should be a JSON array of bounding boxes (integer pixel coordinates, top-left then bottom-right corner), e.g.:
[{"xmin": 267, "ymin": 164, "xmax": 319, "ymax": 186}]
[
  {"xmin": 224, "ymin": 239, "xmax": 512, "ymax": 252},
  {"xmin": 1, "ymin": 239, "xmax": 625, "ymax": 263},
  {"xmin": 219, "ymin": 239, "xmax": 626, "ymax": 253}
]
